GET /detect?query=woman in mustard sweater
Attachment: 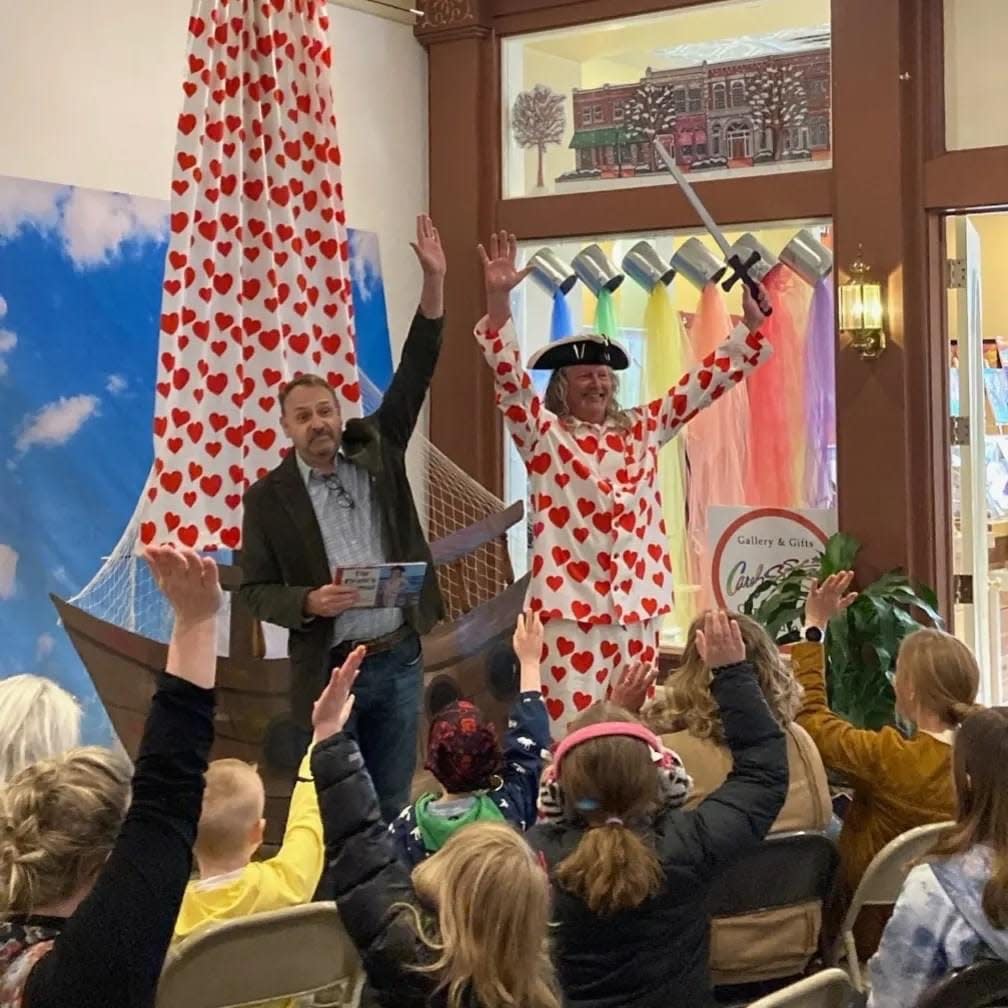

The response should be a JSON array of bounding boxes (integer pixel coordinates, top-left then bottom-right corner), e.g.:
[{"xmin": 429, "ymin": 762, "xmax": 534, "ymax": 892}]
[{"xmin": 794, "ymin": 573, "xmax": 980, "ymax": 893}]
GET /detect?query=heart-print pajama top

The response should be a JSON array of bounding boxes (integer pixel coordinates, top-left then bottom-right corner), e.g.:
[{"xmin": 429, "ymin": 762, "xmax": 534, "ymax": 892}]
[{"xmin": 474, "ymin": 316, "xmax": 772, "ymax": 628}]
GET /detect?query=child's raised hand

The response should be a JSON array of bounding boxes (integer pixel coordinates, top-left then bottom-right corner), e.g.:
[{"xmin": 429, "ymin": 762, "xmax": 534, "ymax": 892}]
[
  {"xmin": 144, "ymin": 545, "xmax": 222, "ymax": 624},
  {"xmin": 610, "ymin": 662, "xmax": 657, "ymax": 713},
  {"xmin": 513, "ymin": 611, "xmax": 545, "ymax": 692},
  {"xmin": 312, "ymin": 645, "xmax": 366, "ymax": 744},
  {"xmin": 695, "ymin": 611, "xmax": 746, "ymax": 671}
]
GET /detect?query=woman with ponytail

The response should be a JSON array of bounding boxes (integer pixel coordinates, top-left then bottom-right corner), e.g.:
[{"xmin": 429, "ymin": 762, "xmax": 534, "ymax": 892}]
[
  {"xmin": 529, "ymin": 612, "xmax": 788, "ymax": 1008},
  {"xmin": 867, "ymin": 706, "xmax": 1008, "ymax": 1007}
]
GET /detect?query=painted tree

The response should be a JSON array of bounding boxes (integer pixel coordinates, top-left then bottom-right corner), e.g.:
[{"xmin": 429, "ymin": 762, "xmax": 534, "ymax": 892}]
[
  {"xmin": 625, "ymin": 81, "xmax": 678, "ymax": 169},
  {"xmin": 747, "ymin": 61, "xmax": 809, "ymax": 159},
  {"xmin": 511, "ymin": 84, "xmax": 566, "ymax": 189}
]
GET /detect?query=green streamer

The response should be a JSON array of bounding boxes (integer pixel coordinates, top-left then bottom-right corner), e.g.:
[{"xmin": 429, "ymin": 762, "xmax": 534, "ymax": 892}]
[{"xmin": 594, "ymin": 288, "xmax": 618, "ymax": 340}]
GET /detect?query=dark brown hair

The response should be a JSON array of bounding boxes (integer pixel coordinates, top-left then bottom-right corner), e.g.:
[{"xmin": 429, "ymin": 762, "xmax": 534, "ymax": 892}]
[
  {"xmin": 929, "ymin": 706, "xmax": 1008, "ymax": 928},
  {"xmin": 278, "ymin": 374, "xmax": 338, "ymax": 415},
  {"xmin": 554, "ymin": 703, "xmax": 662, "ymax": 915}
]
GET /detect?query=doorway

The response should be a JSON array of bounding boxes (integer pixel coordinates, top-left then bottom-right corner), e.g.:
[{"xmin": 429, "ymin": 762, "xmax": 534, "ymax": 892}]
[{"xmin": 945, "ymin": 210, "xmax": 1008, "ymax": 705}]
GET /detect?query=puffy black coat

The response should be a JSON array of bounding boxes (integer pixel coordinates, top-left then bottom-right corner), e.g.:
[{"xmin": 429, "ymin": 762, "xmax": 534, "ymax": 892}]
[
  {"xmin": 528, "ymin": 661, "xmax": 789, "ymax": 1008},
  {"xmin": 312, "ymin": 733, "xmax": 482, "ymax": 1008}
]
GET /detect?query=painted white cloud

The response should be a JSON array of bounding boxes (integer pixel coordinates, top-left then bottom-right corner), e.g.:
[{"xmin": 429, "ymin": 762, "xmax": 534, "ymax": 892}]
[
  {"xmin": 0, "ymin": 328, "xmax": 15, "ymax": 378},
  {"xmin": 60, "ymin": 188, "xmax": 167, "ymax": 267},
  {"xmin": 0, "ymin": 178, "xmax": 63, "ymax": 240},
  {"xmin": 35, "ymin": 633, "xmax": 56, "ymax": 659},
  {"xmin": 350, "ymin": 230, "xmax": 381, "ymax": 304},
  {"xmin": 0, "ymin": 544, "xmax": 17, "ymax": 600},
  {"xmin": 0, "ymin": 295, "xmax": 7, "ymax": 318},
  {"xmin": 16, "ymin": 394, "xmax": 99, "ymax": 453},
  {"xmin": 106, "ymin": 373, "xmax": 128, "ymax": 395}
]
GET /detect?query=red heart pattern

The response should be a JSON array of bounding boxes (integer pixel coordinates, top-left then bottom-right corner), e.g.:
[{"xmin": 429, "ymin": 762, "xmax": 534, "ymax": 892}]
[{"xmin": 140, "ymin": 2, "xmax": 358, "ymax": 550}]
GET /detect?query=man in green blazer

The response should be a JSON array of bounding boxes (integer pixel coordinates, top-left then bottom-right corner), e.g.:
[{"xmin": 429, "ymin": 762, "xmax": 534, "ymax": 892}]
[{"xmin": 239, "ymin": 215, "xmax": 446, "ymax": 822}]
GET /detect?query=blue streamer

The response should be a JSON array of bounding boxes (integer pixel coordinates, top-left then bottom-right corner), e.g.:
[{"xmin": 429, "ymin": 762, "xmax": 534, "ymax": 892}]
[{"xmin": 550, "ymin": 288, "xmax": 574, "ymax": 342}]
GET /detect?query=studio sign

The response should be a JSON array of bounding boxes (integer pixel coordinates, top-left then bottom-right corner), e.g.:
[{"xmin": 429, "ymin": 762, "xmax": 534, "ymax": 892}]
[{"xmin": 708, "ymin": 507, "xmax": 838, "ymax": 610}]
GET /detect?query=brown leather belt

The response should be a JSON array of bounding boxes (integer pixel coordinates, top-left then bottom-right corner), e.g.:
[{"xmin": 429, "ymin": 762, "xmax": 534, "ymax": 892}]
[{"xmin": 329, "ymin": 623, "xmax": 413, "ymax": 663}]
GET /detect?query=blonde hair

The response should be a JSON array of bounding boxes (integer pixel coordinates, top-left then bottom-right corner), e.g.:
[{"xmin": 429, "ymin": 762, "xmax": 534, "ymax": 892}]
[
  {"xmin": 554, "ymin": 703, "xmax": 663, "ymax": 915},
  {"xmin": 404, "ymin": 822, "xmax": 559, "ymax": 1008},
  {"xmin": 646, "ymin": 611, "xmax": 801, "ymax": 744},
  {"xmin": 0, "ymin": 747, "xmax": 131, "ymax": 913},
  {"xmin": 0, "ymin": 675, "xmax": 82, "ymax": 784},
  {"xmin": 929, "ymin": 707, "xmax": 1008, "ymax": 927},
  {"xmin": 895, "ymin": 628, "xmax": 980, "ymax": 726},
  {"xmin": 543, "ymin": 366, "xmax": 632, "ymax": 431},
  {"xmin": 194, "ymin": 759, "xmax": 265, "ymax": 864}
]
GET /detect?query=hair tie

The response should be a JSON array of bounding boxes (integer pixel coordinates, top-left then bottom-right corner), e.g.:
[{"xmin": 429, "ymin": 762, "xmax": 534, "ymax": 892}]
[{"xmin": 605, "ymin": 816, "xmax": 623, "ymax": 827}]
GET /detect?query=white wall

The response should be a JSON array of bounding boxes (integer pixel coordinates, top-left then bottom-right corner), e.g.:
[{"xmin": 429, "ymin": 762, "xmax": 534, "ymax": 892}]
[{"xmin": 0, "ymin": 0, "xmax": 429, "ymax": 351}]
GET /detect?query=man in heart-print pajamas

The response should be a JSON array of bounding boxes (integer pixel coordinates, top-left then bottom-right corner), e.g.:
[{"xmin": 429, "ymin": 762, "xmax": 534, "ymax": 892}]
[{"xmin": 475, "ymin": 232, "xmax": 773, "ymax": 737}]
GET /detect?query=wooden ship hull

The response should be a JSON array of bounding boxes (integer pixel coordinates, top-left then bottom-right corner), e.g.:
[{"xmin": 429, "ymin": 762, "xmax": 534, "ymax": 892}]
[{"xmin": 52, "ymin": 502, "xmax": 529, "ymax": 848}]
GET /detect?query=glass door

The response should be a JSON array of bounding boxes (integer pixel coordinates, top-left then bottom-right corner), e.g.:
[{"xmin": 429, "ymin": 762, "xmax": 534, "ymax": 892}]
[{"xmin": 947, "ymin": 212, "xmax": 1008, "ymax": 706}]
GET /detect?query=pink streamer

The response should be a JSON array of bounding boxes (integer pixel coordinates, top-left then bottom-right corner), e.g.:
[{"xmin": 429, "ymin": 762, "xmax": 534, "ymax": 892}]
[
  {"xmin": 684, "ymin": 285, "xmax": 750, "ymax": 608},
  {"xmin": 743, "ymin": 263, "xmax": 812, "ymax": 507},
  {"xmin": 802, "ymin": 280, "xmax": 837, "ymax": 509}
]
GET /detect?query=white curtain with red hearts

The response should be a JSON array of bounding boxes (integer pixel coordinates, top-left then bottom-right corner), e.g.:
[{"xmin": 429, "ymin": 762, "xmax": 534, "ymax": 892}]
[{"xmin": 138, "ymin": 0, "xmax": 360, "ymax": 551}]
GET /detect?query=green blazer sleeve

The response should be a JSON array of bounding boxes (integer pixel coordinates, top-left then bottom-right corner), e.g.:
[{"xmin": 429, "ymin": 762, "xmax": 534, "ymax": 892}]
[
  {"xmin": 374, "ymin": 312, "xmax": 444, "ymax": 449},
  {"xmin": 238, "ymin": 484, "xmax": 316, "ymax": 630}
]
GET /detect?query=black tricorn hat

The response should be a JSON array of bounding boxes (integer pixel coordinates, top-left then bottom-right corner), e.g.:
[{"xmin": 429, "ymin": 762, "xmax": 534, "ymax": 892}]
[{"xmin": 526, "ymin": 333, "xmax": 629, "ymax": 372}]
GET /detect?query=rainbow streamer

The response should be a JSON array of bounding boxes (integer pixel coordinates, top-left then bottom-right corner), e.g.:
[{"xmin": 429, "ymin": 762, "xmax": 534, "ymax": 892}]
[
  {"xmin": 802, "ymin": 279, "xmax": 837, "ymax": 508},
  {"xmin": 644, "ymin": 285, "xmax": 695, "ymax": 634},
  {"xmin": 595, "ymin": 288, "xmax": 618, "ymax": 339},
  {"xmin": 550, "ymin": 287, "xmax": 574, "ymax": 342},
  {"xmin": 744, "ymin": 263, "xmax": 813, "ymax": 507},
  {"xmin": 685, "ymin": 285, "xmax": 750, "ymax": 609}
]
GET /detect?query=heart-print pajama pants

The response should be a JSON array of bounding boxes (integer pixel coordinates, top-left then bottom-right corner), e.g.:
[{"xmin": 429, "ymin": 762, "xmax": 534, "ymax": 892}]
[{"xmin": 539, "ymin": 616, "xmax": 660, "ymax": 739}]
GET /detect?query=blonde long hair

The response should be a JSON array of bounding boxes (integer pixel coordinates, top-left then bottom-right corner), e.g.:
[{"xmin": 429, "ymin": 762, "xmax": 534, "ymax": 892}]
[
  {"xmin": 0, "ymin": 747, "xmax": 131, "ymax": 913},
  {"xmin": 646, "ymin": 611, "xmax": 802, "ymax": 744},
  {"xmin": 554, "ymin": 704, "xmax": 663, "ymax": 915},
  {"xmin": 0, "ymin": 675, "xmax": 82, "ymax": 784},
  {"xmin": 895, "ymin": 628, "xmax": 980, "ymax": 726},
  {"xmin": 403, "ymin": 821, "xmax": 559, "ymax": 1008},
  {"xmin": 543, "ymin": 367, "xmax": 632, "ymax": 430},
  {"xmin": 929, "ymin": 707, "xmax": 1008, "ymax": 927}
]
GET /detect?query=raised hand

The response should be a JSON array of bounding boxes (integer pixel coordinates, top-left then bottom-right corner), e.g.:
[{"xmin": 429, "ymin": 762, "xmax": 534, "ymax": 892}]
[
  {"xmin": 695, "ymin": 611, "xmax": 746, "ymax": 671},
  {"xmin": 478, "ymin": 231, "xmax": 532, "ymax": 329},
  {"xmin": 805, "ymin": 571, "xmax": 858, "ymax": 631},
  {"xmin": 312, "ymin": 645, "xmax": 367, "ymax": 744},
  {"xmin": 410, "ymin": 214, "xmax": 446, "ymax": 278},
  {"xmin": 610, "ymin": 661, "xmax": 658, "ymax": 714},
  {"xmin": 512, "ymin": 610, "xmax": 545, "ymax": 691},
  {"xmin": 742, "ymin": 282, "xmax": 773, "ymax": 330}
]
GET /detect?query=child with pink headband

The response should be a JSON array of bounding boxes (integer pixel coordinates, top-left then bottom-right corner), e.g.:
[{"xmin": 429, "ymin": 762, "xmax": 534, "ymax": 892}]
[{"xmin": 527, "ymin": 611, "xmax": 788, "ymax": 1008}]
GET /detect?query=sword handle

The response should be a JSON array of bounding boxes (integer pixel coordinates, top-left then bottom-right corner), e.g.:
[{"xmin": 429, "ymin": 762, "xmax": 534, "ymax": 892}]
[{"xmin": 721, "ymin": 251, "xmax": 773, "ymax": 317}]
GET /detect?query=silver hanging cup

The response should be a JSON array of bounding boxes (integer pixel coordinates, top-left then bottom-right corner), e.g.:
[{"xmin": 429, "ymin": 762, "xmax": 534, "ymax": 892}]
[
  {"xmin": 622, "ymin": 240, "xmax": 676, "ymax": 292},
  {"xmin": 670, "ymin": 237, "xmax": 727, "ymax": 290},
  {"xmin": 571, "ymin": 243, "xmax": 625, "ymax": 295},
  {"xmin": 779, "ymin": 228, "xmax": 834, "ymax": 286},
  {"xmin": 726, "ymin": 232, "xmax": 778, "ymax": 282},
  {"xmin": 528, "ymin": 248, "xmax": 577, "ymax": 295}
]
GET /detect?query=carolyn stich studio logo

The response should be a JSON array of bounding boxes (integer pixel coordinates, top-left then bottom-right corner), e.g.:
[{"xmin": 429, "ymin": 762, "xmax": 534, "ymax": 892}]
[{"xmin": 708, "ymin": 506, "xmax": 837, "ymax": 610}]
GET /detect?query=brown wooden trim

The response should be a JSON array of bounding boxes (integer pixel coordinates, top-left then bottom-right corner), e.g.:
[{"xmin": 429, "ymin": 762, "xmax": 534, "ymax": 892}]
[
  {"xmin": 491, "ymin": 0, "xmax": 712, "ymax": 36},
  {"xmin": 924, "ymin": 147, "xmax": 1008, "ymax": 211},
  {"xmin": 920, "ymin": 0, "xmax": 946, "ymax": 160},
  {"xmin": 497, "ymin": 169, "xmax": 833, "ymax": 240}
]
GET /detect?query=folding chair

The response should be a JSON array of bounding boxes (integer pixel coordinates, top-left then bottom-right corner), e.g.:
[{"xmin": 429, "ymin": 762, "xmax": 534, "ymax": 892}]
[
  {"xmin": 831, "ymin": 821, "xmax": 955, "ymax": 990},
  {"xmin": 705, "ymin": 831, "xmax": 840, "ymax": 1005},
  {"xmin": 156, "ymin": 902, "xmax": 362, "ymax": 1008},
  {"xmin": 746, "ymin": 968, "xmax": 860, "ymax": 1008},
  {"xmin": 915, "ymin": 959, "xmax": 1008, "ymax": 1008}
]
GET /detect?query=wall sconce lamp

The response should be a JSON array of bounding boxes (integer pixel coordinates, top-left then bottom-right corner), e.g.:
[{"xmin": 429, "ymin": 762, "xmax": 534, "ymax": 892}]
[{"xmin": 839, "ymin": 245, "xmax": 886, "ymax": 359}]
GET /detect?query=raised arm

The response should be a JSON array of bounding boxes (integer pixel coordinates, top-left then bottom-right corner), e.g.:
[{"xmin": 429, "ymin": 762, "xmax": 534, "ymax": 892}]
[
  {"xmin": 649, "ymin": 284, "xmax": 773, "ymax": 447},
  {"xmin": 667, "ymin": 613, "xmax": 788, "ymax": 878},
  {"xmin": 26, "ymin": 547, "xmax": 219, "ymax": 1008},
  {"xmin": 473, "ymin": 231, "xmax": 549, "ymax": 460},
  {"xmin": 374, "ymin": 215, "xmax": 446, "ymax": 448}
]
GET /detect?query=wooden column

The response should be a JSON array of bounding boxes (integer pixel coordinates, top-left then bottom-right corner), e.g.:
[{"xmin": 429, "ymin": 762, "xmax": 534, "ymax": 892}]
[
  {"xmin": 417, "ymin": 1, "xmax": 504, "ymax": 496},
  {"xmin": 832, "ymin": 0, "xmax": 944, "ymax": 600}
]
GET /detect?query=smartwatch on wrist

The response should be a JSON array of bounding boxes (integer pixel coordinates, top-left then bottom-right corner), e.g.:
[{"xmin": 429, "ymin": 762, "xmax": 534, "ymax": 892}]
[{"xmin": 803, "ymin": 625, "xmax": 824, "ymax": 644}]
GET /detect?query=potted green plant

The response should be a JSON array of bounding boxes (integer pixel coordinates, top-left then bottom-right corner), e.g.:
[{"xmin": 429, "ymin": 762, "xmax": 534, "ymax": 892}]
[{"xmin": 740, "ymin": 532, "xmax": 943, "ymax": 729}]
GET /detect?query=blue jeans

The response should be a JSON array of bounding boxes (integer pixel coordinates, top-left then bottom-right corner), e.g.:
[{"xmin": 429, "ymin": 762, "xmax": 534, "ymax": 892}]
[{"xmin": 336, "ymin": 630, "xmax": 423, "ymax": 824}]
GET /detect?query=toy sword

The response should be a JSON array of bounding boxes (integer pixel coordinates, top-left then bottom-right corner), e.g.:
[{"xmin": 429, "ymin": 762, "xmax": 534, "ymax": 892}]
[{"xmin": 653, "ymin": 138, "xmax": 772, "ymax": 316}]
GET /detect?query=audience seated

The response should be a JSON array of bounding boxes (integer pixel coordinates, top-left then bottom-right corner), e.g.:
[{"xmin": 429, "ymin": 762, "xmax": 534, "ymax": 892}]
[
  {"xmin": 866, "ymin": 706, "xmax": 1008, "ymax": 1008},
  {"xmin": 0, "ymin": 674, "xmax": 82, "ymax": 784},
  {"xmin": 311, "ymin": 643, "xmax": 560, "ymax": 1008},
  {"xmin": 632, "ymin": 610, "xmax": 831, "ymax": 985},
  {"xmin": 389, "ymin": 613, "xmax": 551, "ymax": 867},
  {"xmin": 527, "ymin": 612, "xmax": 788, "ymax": 1008},
  {"xmin": 793, "ymin": 573, "xmax": 980, "ymax": 894},
  {"xmin": 0, "ymin": 546, "xmax": 218, "ymax": 1008}
]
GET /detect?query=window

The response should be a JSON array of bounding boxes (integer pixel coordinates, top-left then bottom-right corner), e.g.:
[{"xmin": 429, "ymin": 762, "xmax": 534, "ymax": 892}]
[
  {"xmin": 694, "ymin": 141, "xmax": 708, "ymax": 157},
  {"xmin": 687, "ymin": 85, "xmax": 703, "ymax": 113},
  {"xmin": 581, "ymin": 107, "xmax": 593, "ymax": 126},
  {"xmin": 810, "ymin": 120, "xmax": 830, "ymax": 147},
  {"xmin": 711, "ymin": 122, "xmax": 722, "ymax": 155},
  {"xmin": 808, "ymin": 78, "xmax": 829, "ymax": 101},
  {"xmin": 613, "ymin": 102, "xmax": 625, "ymax": 122},
  {"xmin": 730, "ymin": 79, "xmax": 746, "ymax": 107},
  {"xmin": 673, "ymin": 86, "xmax": 687, "ymax": 114},
  {"xmin": 711, "ymin": 82, "xmax": 727, "ymax": 110},
  {"xmin": 593, "ymin": 105, "xmax": 604, "ymax": 123}
]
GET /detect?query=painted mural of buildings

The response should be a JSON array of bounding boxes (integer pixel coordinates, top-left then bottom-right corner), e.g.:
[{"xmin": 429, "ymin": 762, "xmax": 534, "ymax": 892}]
[{"xmin": 563, "ymin": 48, "xmax": 831, "ymax": 182}]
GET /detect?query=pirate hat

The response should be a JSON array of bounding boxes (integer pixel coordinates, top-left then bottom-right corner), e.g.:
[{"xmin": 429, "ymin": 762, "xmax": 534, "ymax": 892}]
[{"xmin": 526, "ymin": 333, "xmax": 629, "ymax": 372}]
